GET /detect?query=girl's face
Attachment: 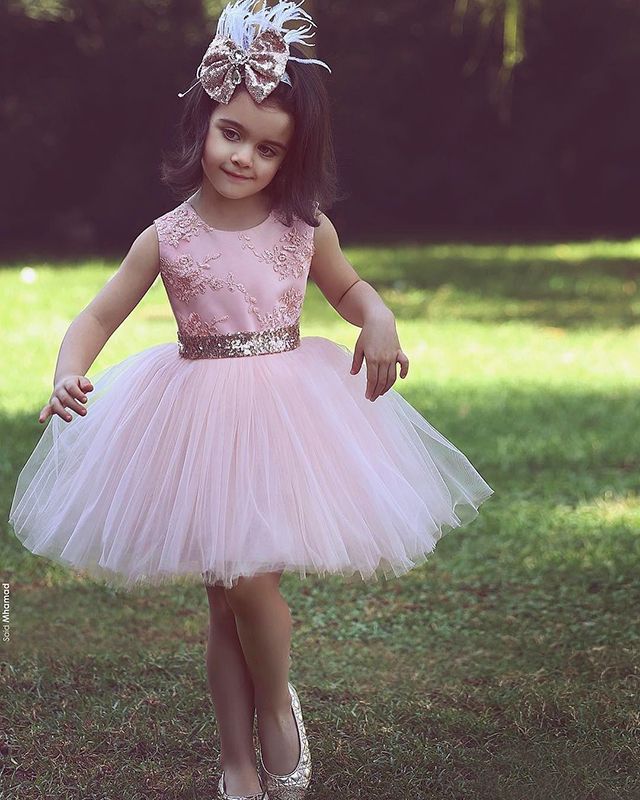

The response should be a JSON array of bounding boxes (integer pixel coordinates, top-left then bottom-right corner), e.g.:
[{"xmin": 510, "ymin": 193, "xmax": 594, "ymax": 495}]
[{"xmin": 201, "ymin": 87, "xmax": 294, "ymax": 200}]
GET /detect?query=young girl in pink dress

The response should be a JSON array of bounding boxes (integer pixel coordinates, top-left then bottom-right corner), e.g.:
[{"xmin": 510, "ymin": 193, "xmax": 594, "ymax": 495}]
[{"xmin": 8, "ymin": 2, "xmax": 494, "ymax": 798}]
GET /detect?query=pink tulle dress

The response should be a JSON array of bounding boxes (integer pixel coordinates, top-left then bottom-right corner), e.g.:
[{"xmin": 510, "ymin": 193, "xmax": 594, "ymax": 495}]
[{"xmin": 8, "ymin": 198, "xmax": 494, "ymax": 591}]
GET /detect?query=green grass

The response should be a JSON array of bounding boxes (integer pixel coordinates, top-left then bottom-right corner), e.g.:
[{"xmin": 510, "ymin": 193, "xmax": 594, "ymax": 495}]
[{"xmin": 1, "ymin": 238, "xmax": 639, "ymax": 799}]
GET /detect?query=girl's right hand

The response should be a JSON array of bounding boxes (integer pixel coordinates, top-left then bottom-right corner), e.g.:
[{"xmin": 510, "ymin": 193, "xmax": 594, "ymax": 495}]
[{"xmin": 39, "ymin": 375, "xmax": 94, "ymax": 424}]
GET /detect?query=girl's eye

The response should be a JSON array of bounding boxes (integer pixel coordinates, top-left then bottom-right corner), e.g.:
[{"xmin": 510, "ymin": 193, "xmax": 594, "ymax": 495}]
[{"xmin": 222, "ymin": 129, "xmax": 276, "ymax": 158}]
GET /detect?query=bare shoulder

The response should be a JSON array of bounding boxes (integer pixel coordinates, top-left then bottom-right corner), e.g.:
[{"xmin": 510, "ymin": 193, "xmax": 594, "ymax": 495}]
[
  {"xmin": 116, "ymin": 223, "xmax": 160, "ymax": 279},
  {"xmin": 82, "ymin": 224, "xmax": 161, "ymax": 337},
  {"xmin": 314, "ymin": 211, "xmax": 337, "ymax": 235},
  {"xmin": 312, "ymin": 212, "xmax": 340, "ymax": 253},
  {"xmin": 309, "ymin": 212, "xmax": 360, "ymax": 306},
  {"xmin": 121, "ymin": 224, "xmax": 161, "ymax": 277},
  {"xmin": 134, "ymin": 223, "xmax": 160, "ymax": 255}
]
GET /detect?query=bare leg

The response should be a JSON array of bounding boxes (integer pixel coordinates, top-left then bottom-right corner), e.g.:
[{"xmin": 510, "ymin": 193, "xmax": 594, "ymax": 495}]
[
  {"xmin": 224, "ymin": 572, "xmax": 301, "ymax": 776},
  {"xmin": 205, "ymin": 584, "xmax": 263, "ymax": 796}
]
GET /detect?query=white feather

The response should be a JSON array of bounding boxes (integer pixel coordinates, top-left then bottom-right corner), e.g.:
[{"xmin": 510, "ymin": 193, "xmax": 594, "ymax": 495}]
[{"xmin": 215, "ymin": 0, "xmax": 319, "ymax": 50}]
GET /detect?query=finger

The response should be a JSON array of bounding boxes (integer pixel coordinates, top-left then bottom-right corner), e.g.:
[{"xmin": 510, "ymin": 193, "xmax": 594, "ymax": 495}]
[
  {"xmin": 65, "ymin": 379, "xmax": 89, "ymax": 405},
  {"xmin": 71, "ymin": 386, "xmax": 89, "ymax": 405},
  {"xmin": 51, "ymin": 397, "xmax": 73, "ymax": 422},
  {"xmin": 380, "ymin": 360, "xmax": 397, "ymax": 396},
  {"xmin": 351, "ymin": 346, "xmax": 364, "ymax": 375},
  {"xmin": 38, "ymin": 404, "xmax": 52, "ymax": 423},
  {"xmin": 397, "ymin": 351, "xmax": 409, "ymax": 378},
  {"xmin": 365, "ymin": 360, "xmax": 381, "ymax": 401},
  {"xmin": 371, "ymin": 359, "xmax": 394, "ymax": 401},
  {"xmin": 371, "ymin": 362, "xmax": 387, "ymax": 401},
  {"xmin": 80, "ymin": 377, "xmax": 94, "ymax": 393},
  {"xmin": 59, "ymin": 387, "xmax": 87, "ymax": 415}
]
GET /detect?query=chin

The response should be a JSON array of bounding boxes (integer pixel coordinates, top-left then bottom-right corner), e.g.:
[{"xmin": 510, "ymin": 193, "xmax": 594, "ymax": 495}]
[{"xmin": 213, "ymin": 179, "xmax": 249, "ymax": 194}]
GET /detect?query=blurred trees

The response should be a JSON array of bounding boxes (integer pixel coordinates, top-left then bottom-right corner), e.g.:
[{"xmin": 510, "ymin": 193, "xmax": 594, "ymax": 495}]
[
  {"xmin": 1, "ymin": 0, "xmax": 639, "ymax": 254},
  {"xmin": 452, "ymin": 0, "xmax": 531, "ymax": 122}
]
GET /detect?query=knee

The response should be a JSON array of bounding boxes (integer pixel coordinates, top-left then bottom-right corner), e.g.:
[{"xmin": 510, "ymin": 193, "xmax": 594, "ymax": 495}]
[
  {"xmin": 224, "ymin": 573, "xmax": 286, "ymax": 617},
  {"xmin": 206, "ymin": 585, "xmax": 236, "ymax": 623}
]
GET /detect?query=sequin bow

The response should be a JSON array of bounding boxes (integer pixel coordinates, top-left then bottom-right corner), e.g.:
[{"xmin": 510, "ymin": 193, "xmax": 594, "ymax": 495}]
[
  {"xmin": 177, "ymin": 0, "xmax": 332, "ymax": 105},
  {"xmin": 197, "ymin": 28, "xmax": 289, "ymax": 105}
]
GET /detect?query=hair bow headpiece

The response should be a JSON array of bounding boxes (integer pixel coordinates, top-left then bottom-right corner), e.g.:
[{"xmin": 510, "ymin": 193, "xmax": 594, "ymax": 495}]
[{"xmin": 178, "ymin": 0, "xmax": 332, "ymax": 105}]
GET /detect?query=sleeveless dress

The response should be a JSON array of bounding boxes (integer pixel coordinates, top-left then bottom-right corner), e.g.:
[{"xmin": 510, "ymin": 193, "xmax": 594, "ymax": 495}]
[{"xmin": 7, "ymin": 199, "xmax": 494, "ymax": 591}]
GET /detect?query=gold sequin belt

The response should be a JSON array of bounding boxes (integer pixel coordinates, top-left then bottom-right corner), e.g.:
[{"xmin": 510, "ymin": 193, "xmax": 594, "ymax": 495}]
[{"xmin": 178, "ymin": 321, "xmax": 300, "ymax": 359}]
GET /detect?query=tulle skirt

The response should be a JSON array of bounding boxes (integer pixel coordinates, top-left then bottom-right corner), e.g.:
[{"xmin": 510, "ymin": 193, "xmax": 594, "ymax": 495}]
[{"xmin": 8, "ymin": 336, "xmax": 494, "ymax": 591}]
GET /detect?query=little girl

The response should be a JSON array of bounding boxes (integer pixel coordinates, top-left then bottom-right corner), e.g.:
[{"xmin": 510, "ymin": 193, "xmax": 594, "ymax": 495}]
[{"xmin": 8, "ymin": 2, "xmax": 494, "ymax": 798}]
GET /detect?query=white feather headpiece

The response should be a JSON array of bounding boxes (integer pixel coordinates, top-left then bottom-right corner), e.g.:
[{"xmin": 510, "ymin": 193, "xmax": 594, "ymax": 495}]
[{"xmin": 178, "ymin": 0, "xmax": 332, "ymax": 104}]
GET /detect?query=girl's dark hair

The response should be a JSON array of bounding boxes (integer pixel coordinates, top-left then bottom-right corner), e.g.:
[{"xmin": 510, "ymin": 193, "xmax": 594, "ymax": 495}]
[{"xmin": 159, "ymin": 42, "xmax": 340, "ymax": 227}]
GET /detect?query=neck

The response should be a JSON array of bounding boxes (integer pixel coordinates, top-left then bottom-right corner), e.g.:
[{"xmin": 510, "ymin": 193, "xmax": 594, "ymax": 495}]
[{"xmin": 193, "ymin": 182, "xmax": 272, "ymax": 227}]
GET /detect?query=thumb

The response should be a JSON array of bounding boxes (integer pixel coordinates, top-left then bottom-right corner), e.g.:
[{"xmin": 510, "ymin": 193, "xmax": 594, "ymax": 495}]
[
  {"xmin": 397, "ymin": 350, "xmax": 409, "ymax": 379},
  {"xmin": 81, "ymin": 377, "xmax": 94, "ymax": 391}
]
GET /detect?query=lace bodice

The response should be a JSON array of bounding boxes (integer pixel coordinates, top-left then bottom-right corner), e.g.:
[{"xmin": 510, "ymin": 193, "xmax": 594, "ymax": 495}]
[{"xmin": 153, "ymin": 200, "xmax": 315, "ymax": 340}]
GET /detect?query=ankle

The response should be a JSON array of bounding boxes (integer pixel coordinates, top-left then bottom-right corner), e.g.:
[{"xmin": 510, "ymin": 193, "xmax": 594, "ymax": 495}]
[
  {"xmin": 258, "ymin": 712, "xmax": 293, "ymax": 735},
  {"xmin": 221, "ymin": 763, "xmax": 263, "ymax": 796},
  {"xmin": 255, "ymin": 690, "xmax": 292, "ymax": 721},
  {"xmin": 221, "ymin": 757, "xmax": 259, "ymax": 775}
]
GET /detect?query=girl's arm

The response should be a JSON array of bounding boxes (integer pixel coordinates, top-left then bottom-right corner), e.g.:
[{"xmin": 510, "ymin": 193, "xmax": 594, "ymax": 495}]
[
  {"xmin": 310, "ymin": 214, "xmax": 409, "ymax": 401},
  {"xmin": 40, "ymin": 225, "xmax": 160, "ymax": 423},
  {"xmin": 310, "ymin": 214, "xmax": 393, "ymax": 326}
]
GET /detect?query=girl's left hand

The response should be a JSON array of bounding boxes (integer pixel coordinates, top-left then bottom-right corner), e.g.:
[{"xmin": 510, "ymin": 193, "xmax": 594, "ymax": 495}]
[{"xmin": 350, "ymin": 312, "xmax": 409, "ymax": 401}]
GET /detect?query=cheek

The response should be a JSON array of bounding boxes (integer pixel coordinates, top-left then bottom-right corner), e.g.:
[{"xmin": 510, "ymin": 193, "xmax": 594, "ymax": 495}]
[
  {"xmin": 250, "ymin": 159, "xmax": 272, "ymax": 181},
  {"xmin": 203, "ymin": 134, "xmax": 225, "ymax": 163},
  {"xmin": 262, "ymin": 156, "xmax": 284, "ymax": 176}
]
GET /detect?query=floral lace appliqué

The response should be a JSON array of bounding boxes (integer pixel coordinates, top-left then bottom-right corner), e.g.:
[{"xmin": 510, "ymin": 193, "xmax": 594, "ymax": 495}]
[
  {"xmin": 179, "ymin": 270, "xmax": 303, "ymax": 329},
  {"xmin": 239, "ymin": 224, "xmax": 315, "ymax": 280},
  {"xmin": 222, "ymin": 271, "xmax": 304, "ymax": 327},
  {"xmin": 251, "ymin": 286, "xmax": 305, "ymax": 327},
  {"xmin": 176, "ymin": 311, "xmax": 230, "ymax": 337},
  {"xmin": 160, "ymin": 252, "xmax": 223, "ymax": 303},
  {"xmin": 155, "ymin": 205, "xmax": 208, "ymax": 248}
]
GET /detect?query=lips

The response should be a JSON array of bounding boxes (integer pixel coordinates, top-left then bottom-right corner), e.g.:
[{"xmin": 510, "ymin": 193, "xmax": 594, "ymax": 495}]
[{"xmin": 222, "ymin": 168, "xmax": 252, "ymax": 180}]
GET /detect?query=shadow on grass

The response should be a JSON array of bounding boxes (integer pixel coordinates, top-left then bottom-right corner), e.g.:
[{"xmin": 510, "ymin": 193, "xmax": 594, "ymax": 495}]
[{"xmin": 334, "ymin": 246, "xmax": 640, "ymax": 329}]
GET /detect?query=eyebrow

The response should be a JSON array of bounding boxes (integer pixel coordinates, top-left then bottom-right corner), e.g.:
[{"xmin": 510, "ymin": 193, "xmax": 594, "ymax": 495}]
[{"xmin": 216, "ymin": 118, "xmax": 288, "ymax": 151}]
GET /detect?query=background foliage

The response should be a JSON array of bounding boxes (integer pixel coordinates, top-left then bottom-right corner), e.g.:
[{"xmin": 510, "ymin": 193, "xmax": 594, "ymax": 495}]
[{"xmin": 2, "ymin": 0, "xmax": 639, "ymax": 250}]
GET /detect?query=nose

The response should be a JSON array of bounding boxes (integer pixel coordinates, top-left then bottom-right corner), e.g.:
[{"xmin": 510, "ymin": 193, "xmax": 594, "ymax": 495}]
[{"xmin": 231, "ymin": 145, "xmax": 253, "ymax": 168}]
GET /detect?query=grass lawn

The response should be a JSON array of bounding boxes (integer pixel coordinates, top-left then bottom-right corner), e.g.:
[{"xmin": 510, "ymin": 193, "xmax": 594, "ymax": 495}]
[{"xmin": 1, "ymin": 238, "xmax": 639, "ymax": 799}]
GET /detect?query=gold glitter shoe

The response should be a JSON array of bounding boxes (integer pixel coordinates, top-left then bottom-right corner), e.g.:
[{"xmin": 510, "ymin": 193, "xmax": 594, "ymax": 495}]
[
  {"xmin": 216, "ymin": 770, "xmax": 267, "ymax": 800},
  {"xmin": 257, "ymin": 682, "xmax": 312, "ymax": 799}
]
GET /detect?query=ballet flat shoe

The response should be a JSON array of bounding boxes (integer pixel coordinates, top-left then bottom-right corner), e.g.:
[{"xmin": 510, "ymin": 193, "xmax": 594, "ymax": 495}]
[
  {"xmin": 257, "ymin": 682, "xmax": 312, "ymax": 799},
  {"xmin": 216, "ymin": 770, "xmax": 267, "ymax": 800}
]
